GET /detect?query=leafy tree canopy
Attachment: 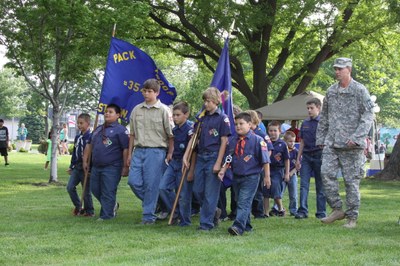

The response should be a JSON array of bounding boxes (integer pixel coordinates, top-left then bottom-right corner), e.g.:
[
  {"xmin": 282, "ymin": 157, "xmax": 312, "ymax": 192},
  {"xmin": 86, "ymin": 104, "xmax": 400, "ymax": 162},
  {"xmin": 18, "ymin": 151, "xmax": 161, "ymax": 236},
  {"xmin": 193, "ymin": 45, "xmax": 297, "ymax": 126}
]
[
  {"xmin": 0, "ymin": 68, "xmax": 30, "ymax": 118},
  {"xmin": 134, "ymin": 0, "xmax": 399, "ymax": 111}
]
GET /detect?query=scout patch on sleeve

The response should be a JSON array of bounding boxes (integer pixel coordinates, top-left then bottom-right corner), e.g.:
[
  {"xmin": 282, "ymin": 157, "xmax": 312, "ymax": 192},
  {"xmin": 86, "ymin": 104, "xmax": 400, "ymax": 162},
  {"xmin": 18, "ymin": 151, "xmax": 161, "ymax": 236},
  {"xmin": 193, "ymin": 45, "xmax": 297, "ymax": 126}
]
[
  {"xmin": 224, "ymin": 117, "xmax": 230, "ymax": 126},
  {"xmin": 366, "ymin": 98, "xmax": 374, "ymax": 110},
  {"xmin": 260, "ymin": 141, "xmax": 267, "ymax": 151}
]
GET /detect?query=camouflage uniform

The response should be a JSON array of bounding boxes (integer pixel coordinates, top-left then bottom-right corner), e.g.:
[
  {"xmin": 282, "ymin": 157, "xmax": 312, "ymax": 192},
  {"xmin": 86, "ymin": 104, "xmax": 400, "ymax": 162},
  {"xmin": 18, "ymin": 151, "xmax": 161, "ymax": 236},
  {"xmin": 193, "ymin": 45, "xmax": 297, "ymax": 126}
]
[{"xmin": 316, "ymin": 79, "xmax": 374, "ymax": 219}]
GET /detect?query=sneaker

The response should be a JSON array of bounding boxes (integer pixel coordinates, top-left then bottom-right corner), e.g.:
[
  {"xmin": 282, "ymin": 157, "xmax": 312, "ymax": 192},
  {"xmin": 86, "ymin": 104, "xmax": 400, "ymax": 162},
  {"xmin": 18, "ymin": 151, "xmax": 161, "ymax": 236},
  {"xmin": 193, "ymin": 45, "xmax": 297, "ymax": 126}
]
[
  {"xmin": 277, "ymin": 209, "xmax": 286, "ymax": 217},
  {"xmin": 5, "ymin": 163, "xmax": 9, "ymax": 166},
  {"xmin": 157, "ymin": 211, "xmax": 169, "ymax": 220},
  {"xmin": 254, "ymin": 214, "xmax": 267, "ymax": 219},
  {"xmin": 228, "ymin": 226, "xmax": 242, "ymax": 236},
  {"xmin": 82, "ymin": 212, "xmax": 95, "ymax": 217},
  {"xmin": 269, "ymin": 208, "xmax": 279, "ymax": 217},
  {"xmin": 213, "ymin": 208, "xmax": 222, "ymax": 226},
  {"xmin": 295, "ymin": 212, "xmax": 308, "ymax": 219},
  {"xmin": 72, "ymin": 208, "xmax": 81, "ymax": 216},
  {"xmin": 228, "ymin": 213, "xmax": 236, "ymax": 220},
  {"xmin": 96, "ymin": 218, "xmax": 104, "ymax": 222},
  {"xmin": 191, "ymin": 210, "xmax": 200, "ymax": 217},
  {"xmin": 221, "ymin": 216, "xmax": 230, "ymax": 222},
  {"xmin": 321, "ymin": 209, "xmax": 345, "ymax": 224},
  {"xmin": 113, "ymin": 202, "xmax": 119, "ymax": 217},
  {"xmin": 343, "ymin": 219, "xmax": 357, "ymax": 229}
]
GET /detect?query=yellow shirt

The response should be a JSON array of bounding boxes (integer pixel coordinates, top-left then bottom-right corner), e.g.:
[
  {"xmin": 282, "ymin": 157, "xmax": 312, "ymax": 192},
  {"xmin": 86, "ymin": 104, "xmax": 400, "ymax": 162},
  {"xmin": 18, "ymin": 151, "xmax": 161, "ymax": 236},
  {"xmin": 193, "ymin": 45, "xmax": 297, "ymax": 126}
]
[{"xmin": 129, "ymin": 100, "xmax": 174, "ymax": 148}]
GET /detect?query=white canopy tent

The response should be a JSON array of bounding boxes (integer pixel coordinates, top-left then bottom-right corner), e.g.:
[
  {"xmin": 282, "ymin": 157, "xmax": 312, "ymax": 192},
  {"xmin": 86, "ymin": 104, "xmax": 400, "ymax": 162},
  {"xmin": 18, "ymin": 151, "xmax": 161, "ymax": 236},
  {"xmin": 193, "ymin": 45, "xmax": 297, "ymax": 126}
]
[{"xmin": 256, "ymin": 91, "xmax": 325, "ymax": 121}]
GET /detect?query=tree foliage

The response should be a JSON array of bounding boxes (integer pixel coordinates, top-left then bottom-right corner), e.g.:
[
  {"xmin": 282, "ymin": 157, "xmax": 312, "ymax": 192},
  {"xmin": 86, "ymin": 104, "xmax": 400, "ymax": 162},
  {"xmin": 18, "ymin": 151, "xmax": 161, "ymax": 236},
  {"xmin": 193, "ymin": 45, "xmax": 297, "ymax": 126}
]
[
  {"xmin": 137, "ymin": 0, "xmax": 399, "ymax": 109},
  {"xmin": 0, "ymin": 68, "xmax": 30, "ymax": 118},
  {"xmin": 20, "ymin": 113, "xmax": 46, "ymax": 143},
  {"xmin": 0, "ymin": 0, "xmax": 149, "ymax": 181}
]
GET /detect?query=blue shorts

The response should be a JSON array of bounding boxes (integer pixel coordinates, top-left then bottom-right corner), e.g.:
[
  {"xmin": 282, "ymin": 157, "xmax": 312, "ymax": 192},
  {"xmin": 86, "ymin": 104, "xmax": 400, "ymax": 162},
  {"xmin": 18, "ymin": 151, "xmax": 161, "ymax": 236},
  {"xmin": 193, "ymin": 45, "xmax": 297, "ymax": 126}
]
[{"xmin": 262, "ymin": 168, "xmax": 284, "ymax": 199}]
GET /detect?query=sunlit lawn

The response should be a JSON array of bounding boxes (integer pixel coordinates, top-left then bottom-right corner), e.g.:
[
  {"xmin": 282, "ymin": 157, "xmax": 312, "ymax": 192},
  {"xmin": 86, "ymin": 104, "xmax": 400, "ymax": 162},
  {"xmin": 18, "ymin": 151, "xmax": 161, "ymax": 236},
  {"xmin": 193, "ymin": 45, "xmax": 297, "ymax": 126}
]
[{"xmin": 0, "ymin": 151, "xmax": 399, "ymax": 265}]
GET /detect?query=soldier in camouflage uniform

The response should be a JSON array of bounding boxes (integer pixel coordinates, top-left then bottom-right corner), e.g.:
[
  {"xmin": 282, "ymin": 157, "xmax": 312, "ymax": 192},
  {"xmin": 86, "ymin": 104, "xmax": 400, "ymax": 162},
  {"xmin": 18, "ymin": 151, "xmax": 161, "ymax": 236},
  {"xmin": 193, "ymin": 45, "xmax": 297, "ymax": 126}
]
[{"xmin": 316, "ymin": 57, "xmax": 374, "ymax": 229}]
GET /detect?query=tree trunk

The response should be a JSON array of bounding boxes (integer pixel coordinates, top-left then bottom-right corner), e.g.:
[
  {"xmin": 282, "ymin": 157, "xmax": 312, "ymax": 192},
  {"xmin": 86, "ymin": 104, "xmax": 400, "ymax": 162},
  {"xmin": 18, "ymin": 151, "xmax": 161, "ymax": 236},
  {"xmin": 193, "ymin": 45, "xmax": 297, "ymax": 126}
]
[
  {"xmin": 48, "ymin": 106, "xmax": 60, "ymax": 183},
  {"xmin": 374, "ymin": 135, "xmax": 400, "ymax": 180}
]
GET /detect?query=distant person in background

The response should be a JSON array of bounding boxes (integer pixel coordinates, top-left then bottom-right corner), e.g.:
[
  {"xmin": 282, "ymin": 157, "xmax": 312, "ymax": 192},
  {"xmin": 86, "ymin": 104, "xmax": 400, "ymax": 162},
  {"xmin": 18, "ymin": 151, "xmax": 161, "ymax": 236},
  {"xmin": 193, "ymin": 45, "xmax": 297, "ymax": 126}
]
[
  {"xmin": 44, "ymin": 132, "xmax": 52, "ymax": 170},
  {"xmin": 17, "ymin": 123, "xmax": 28, "ymax": 141},
  {"xmin": 59, "ymin": 123, "xmax": 69, "ymax": 155},
  {"xmin": 0, "ymin": 119, "xmax": 10, "ymax": 166},
  {"xmin": 378, "ymin": 144, "xmax": 386, "ymax": 154},
  {"xmin": 256, "ymin": 111, "xmax": 267, "ymax": 134},
  {"xmin": 287, "ymin": 120, "xmax": 300, "ymax": 142}
]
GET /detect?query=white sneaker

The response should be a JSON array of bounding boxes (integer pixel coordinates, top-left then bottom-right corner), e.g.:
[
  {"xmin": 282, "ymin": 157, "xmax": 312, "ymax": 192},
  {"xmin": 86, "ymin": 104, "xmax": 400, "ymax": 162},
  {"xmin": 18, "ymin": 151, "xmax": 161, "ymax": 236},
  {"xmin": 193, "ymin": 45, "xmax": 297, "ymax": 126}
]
[{"xmin": 157, "ymin": 212, "xmax": 169, "ymax": 220}]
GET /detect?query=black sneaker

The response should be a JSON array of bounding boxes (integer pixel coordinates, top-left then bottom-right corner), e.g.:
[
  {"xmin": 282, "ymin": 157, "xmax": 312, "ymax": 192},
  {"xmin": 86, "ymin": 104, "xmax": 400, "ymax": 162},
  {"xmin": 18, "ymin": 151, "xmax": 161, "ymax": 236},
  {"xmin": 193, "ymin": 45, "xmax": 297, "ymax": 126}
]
[
  {"xmin": 213, "ymin": 208, "xmax": 222, "ymax": 226},
  {"xmin": 5, "ymin": 163, "xmax": 9, "ymax": 166},
  {"xmin": 295, "ymin": 212, "xmax": 308, "ymax": 219},
  {"xmin": 72, "ymin": 208, "xmax": 81, "ymax": 216},
  {"xmin": 228, "ymin": 213, "xmax": 236, "ymax": 220},
  {"xmin": 269, "ymin": 208, "xmax": 279, "ymax": 217},
  {"xmin": 278, "ymin": 209, "xmax": 286, "ymax": 217},
  {"xmin": 228, "ymin": 226, "xmax": 242, "ymax": 236}
]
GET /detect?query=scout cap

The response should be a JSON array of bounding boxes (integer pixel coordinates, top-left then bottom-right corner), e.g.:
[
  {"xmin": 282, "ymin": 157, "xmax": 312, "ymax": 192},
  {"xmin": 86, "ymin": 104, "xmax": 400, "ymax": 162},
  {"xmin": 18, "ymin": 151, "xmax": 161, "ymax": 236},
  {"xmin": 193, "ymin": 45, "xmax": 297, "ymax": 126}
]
[{"xmin": 333, "ymin": 57, "xmax": 352, "ymax": 68}]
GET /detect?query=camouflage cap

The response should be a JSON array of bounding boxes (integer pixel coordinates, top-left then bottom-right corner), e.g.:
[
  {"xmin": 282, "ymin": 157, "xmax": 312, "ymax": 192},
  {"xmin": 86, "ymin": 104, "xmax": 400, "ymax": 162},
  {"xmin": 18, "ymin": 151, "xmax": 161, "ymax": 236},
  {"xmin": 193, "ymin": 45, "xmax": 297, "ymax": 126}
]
[{"xmin": 333, "ymin": 57, "xmax": 352, "ymax": 68}]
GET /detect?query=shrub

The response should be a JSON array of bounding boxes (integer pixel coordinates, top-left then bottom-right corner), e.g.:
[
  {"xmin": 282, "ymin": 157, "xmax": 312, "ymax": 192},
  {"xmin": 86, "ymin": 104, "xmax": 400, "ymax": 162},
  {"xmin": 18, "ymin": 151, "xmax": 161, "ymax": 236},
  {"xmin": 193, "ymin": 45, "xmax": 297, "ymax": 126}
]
[
  {"xmin": 37, "ymin": 140, "xmax": 48, "ymax": 154},
  {"xmin": 68, "ymin": 144, "xmax": 74, "ymax": 155}
]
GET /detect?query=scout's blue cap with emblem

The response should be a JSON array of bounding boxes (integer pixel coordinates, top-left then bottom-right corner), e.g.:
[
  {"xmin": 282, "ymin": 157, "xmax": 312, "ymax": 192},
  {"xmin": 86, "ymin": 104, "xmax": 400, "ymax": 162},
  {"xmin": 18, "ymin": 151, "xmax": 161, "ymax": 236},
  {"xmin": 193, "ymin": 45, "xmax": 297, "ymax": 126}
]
[{"xmin": 333, "ymin": 57, "xmax": 352, "ymax": 68}]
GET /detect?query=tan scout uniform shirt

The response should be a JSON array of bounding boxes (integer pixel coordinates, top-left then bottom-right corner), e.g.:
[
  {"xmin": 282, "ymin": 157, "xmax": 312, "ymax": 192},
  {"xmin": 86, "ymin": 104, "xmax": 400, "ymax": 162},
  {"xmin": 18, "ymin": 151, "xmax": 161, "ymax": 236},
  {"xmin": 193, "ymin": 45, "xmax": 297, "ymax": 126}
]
[{"xmin": 129, "ymin": 99, "xmax": 174, "ymax": 148}]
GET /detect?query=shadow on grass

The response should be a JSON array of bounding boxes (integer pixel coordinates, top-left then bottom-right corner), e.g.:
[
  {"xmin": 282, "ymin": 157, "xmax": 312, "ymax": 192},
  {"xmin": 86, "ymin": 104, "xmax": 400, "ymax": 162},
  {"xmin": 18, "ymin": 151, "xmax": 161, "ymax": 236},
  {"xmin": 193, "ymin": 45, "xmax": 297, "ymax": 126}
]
[{"xmin": 17, "ymin": 181, "xmax": 66, "ymax": 187}]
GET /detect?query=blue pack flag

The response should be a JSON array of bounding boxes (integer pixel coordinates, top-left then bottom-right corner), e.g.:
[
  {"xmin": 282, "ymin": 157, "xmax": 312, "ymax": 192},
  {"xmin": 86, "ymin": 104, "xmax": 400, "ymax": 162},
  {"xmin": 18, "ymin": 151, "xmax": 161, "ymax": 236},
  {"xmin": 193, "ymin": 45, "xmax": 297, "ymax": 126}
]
[
  {"xmin": 97, "ymin": 37, "xmax": 177, "ymax": 122},
  {"xmin": 210, "ymin": 38, "xmax": 234, "ymax": 187},
  {"xmin": 210, "ymin": 38, "xmax": 234, "ymax": 134}
]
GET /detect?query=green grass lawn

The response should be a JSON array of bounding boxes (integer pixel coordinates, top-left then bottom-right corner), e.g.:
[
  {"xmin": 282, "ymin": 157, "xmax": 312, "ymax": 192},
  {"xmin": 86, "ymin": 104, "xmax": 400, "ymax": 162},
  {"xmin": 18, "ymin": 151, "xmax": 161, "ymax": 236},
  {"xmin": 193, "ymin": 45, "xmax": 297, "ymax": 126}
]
[{"xmin": 0, "ymin": 151, "xmax": 399, "ymax": 265}]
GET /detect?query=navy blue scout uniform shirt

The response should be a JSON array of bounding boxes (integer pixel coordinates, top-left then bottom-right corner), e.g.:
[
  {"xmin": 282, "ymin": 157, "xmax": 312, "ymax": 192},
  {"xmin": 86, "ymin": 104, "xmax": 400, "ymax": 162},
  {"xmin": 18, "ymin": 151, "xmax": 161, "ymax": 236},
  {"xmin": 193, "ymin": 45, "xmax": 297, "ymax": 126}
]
[
  {"xmin": 196, "ymin": 108, "xmax": 231, "ymax": 154},
  {"xmin": 227, "ymin": 131, "xmax": 270, "ymax": 176},
  {"xmin": 70, "ymin": 130, "xmax": 91, "ymax": 169},
  {"xmin": 299, "ymin": 116, "xmax": 321, "ymax": 152},
  {"xmin": 89, "ymin": 121, "xmax": 129, "ymax": 167},
  {"xmin": 288, "ymin": 147, "xmax": 298, "ymax": 171},
  {"xmin": 270, "ymin": 139, "xmax": 290, "ymax": 169},
  {"xmin": 172, "ymin": 120, "xmax": 193, "ymax": 160},
  {"xmin": 253, "ymin": 127, "xmax": 274, "ymax": 152}
]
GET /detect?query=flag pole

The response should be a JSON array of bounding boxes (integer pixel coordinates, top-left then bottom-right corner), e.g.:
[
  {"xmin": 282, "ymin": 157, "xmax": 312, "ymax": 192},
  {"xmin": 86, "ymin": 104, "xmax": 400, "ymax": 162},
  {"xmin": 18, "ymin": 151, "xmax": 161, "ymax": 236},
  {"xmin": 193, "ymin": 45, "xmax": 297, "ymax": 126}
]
[
  {"xmin": 79, "ymin": 24, "xmax": 116, "ymax": 212},
  {"xmin": 228, "ymin": 20, "xmax": 235, "ymax": 39},
  {"xmin": 168, "ymin": 122, "xmax": 202, "ymax": 225}
]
